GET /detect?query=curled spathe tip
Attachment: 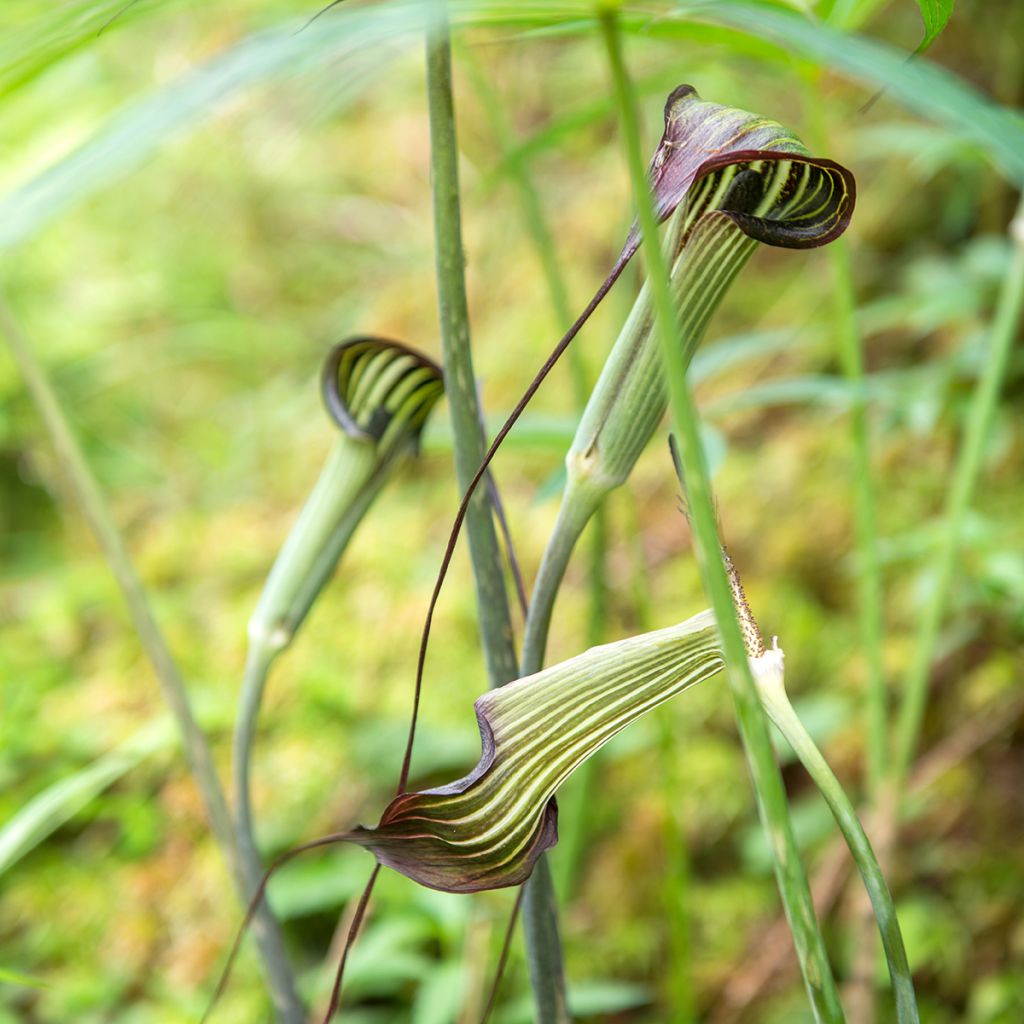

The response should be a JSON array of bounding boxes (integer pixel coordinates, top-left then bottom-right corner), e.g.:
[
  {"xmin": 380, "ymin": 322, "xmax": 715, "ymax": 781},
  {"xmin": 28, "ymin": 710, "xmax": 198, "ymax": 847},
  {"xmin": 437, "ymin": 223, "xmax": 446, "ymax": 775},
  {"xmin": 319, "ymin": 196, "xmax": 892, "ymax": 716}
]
[
  {"xmin": 623, "ymin": 82, "xmax": 857, "ymax": 260},
  {"xmin": 321, "ymin": 335, "xmax": 444, "ymax": 448}
]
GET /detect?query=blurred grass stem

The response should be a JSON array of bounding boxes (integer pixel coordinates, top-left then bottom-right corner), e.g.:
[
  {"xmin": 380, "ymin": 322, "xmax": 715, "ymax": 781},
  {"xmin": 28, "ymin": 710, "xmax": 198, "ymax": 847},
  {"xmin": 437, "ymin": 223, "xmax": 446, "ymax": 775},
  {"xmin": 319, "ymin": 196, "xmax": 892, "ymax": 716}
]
[
  {"xmin": 598, "ymin": 14, "xmax": 845, "ymax": 1022},
  {"xmin": 805, "ymin": 80, "xmax": 887, "ymax": 799},
  {"xmin": 425, "ymin": 5, "xmax": 569, "ymax": 1021},
  {"xmin": 828, "ymin": 240, "xmax": 887, "ymax": 796},
  {"xmin": 893, "ymin": 193, "xmax": 1024, "ymax": 787},
  {"xmin": 0, "ymin": 296, "xmax": 304, "ymax": 1023}
]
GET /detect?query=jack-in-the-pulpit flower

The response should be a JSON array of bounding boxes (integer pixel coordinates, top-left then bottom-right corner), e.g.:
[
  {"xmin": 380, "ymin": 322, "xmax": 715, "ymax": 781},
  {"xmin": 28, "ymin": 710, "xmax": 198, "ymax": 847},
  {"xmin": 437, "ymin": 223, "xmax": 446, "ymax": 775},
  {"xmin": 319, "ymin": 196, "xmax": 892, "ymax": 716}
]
[{"xmin": 522, "ymin": 84, "xmax": 855, "ymax": 672}]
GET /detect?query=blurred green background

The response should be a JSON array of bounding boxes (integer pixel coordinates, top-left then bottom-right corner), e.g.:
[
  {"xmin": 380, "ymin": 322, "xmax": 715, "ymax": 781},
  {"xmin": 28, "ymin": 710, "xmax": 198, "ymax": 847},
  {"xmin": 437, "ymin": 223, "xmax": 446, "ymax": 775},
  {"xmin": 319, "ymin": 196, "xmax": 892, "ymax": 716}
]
[{"xmin": 1, "ymin": 1, "xmax": 1022, "ymax": 1022}]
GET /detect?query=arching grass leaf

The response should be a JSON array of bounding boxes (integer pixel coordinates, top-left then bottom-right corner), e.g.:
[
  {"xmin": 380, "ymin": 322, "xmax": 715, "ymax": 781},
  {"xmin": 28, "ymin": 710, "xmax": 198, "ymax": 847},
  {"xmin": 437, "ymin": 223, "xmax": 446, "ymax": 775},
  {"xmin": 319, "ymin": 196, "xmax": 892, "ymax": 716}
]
[
  {"xmin": 0, "ymin": 4, "xmax": 418, "ymax": 249},
  {"xmin": 344, "ymin": 610, "xmax": 722, "ymax": 893},
  {"xmin": 687, "ymin": 1, "xmax": 1023, "ymax": 183},
  {"xmin": 0, "ymin": 717, "xmax": 175, "ymax": 877},
  {"xmin": 0, "ymin": 0, "xmax": 180, "ymax": 98}
]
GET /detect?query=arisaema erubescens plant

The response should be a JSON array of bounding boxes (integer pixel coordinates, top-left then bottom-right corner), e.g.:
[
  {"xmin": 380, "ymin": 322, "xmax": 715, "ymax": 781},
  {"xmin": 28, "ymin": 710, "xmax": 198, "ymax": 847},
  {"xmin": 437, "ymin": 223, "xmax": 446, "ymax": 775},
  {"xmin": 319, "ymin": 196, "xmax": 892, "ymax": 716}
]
[{"xmin": 204, "ymin": 71, "xmax": 923, "ymax": 1024}]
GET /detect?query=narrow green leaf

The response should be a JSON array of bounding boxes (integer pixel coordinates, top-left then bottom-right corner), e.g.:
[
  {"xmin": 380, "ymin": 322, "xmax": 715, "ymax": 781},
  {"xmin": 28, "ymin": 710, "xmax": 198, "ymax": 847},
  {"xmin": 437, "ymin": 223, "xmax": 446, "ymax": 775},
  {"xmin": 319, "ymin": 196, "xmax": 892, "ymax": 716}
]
[
  {"xmin": 916, "ymin": 0, "xmax": 955, "ymax": 52},
  {"xmin": 600, "ymin": 17, "xmax": 845, "ymax": 1018},
  {"xmin": 0, "ymin": 718, "xmax": 172, "ymax": 876},
  {"xmin": 343, "ymin": 611, "xmax": 722, "ymax": 893},
  {"xmin": 0, "ymin": 966, "xmax": 50, "ymax": 990},
  {"xmin": 689, "ymin": 2, "xmax": 1023, "ymax": 183},
  {"xmin": 0, "ymin": 5, "xmax": 417, "ymax": 249},
  {"xmin": 0, "ymin": 0, "xmax": 179, "ymax": 98}
]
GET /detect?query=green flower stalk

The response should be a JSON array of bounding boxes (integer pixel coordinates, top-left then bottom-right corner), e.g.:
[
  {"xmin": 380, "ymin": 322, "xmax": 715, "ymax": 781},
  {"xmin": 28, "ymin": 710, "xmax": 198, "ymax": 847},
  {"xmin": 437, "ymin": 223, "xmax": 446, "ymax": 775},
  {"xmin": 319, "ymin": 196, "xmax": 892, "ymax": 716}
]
[
  {"xmin": 521, "ymin": 85, "xmax": 855, "ymax": 674},
  {"xmin": 234, "ymin": 336, "xmax": 443, "ymax": 887},
  {"xmin": 719, "ymin": 522, "xmax": 917, "ymax": 1021},
  {"xmin": 748, "ymin": 643, "xmax": 919, "ymax": 1024}
]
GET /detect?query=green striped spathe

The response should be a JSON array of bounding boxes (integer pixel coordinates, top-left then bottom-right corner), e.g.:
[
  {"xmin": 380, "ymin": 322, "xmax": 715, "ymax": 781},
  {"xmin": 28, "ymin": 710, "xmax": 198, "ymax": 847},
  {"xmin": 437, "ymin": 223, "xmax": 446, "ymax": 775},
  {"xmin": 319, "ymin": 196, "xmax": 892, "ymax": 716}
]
[{"xmin": 344, "ymin": 610, "xmax": 723, "ymax": 892}]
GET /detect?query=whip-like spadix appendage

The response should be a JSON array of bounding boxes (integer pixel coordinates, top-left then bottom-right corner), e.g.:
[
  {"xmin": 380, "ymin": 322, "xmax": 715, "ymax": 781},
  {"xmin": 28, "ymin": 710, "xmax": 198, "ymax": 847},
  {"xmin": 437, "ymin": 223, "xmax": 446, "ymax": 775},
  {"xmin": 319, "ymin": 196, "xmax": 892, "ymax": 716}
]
[{"xmin": 345, "ymin": 610, "xmax": 723, "ymax": 892}]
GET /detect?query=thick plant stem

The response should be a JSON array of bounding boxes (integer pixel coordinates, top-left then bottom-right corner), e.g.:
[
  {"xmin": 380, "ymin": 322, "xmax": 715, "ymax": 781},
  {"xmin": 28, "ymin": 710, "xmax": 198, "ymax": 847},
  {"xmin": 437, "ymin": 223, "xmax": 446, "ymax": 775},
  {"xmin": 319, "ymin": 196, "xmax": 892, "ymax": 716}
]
[
  {"xmin": 599, "ymin": 15, "xmax": 844, "ymax": 1023},
  {"xmin": 752, "ymin": 652, "xmax": 919, "ymax": 1024},
  {"xmin": 520, "ymin": 855, "xmax": 570, "ymax": 1024},
  {"xmin": 892, "ymin": 194, "xmax": 1024, "ymax": 789},
  {"xmin": 234, "ymin": 646, "xmax": 274, "ymax": 898},
  {"xmin": 424, "ymin": 6, "xmax": 569, "ymax": 1022},
  {"xmin": 425, "ymin": 4, "xmax": 518, "ymax": 690},
  {"xmin": 0, "ymin": 297, "xmax": 304, "ymax": 1023}
]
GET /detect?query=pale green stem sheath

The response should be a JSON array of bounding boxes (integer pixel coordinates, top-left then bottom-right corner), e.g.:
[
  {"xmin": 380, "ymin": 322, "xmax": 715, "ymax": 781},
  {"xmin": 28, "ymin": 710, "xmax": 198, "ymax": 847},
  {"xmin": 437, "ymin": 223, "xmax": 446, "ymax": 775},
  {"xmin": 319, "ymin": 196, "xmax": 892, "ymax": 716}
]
[
  {"xmin": 522, "ymin": 221, "xmax": 756, "ymax": 675},
  {"xmin": 234, "ymin": 436, "xmax": 382, "ymax": 889},
  {"xmin": 893, "ymin": 194, "xmax": 1024, "ymax": 790},
  {"xmin": 0, "ymin": 297, "xmax": 304, "ymax": 1023},
  {"xmin": 751, "ymin": 649, "xmax": 918, "ymax": 1023},
  {"xmin": 520, "ymin": 479, "xmax": 604, "ymax": 676},
  {"xmin": 245, "ymin": 439, "xmax": 378, "ymax": 657},
  {"xmin": 425, "ymin": 5, "xmax": 568, "ymax": 1022},
  {"xmin": 598, "ymin": 14, "xmax": 844, "ymax": 1023}
]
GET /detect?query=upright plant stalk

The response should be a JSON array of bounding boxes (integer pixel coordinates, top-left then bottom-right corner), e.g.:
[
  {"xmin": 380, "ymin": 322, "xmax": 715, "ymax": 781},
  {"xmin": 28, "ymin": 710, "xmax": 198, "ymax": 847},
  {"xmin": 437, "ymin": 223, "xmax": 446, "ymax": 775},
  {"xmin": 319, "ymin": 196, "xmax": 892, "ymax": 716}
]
[
  {"xmin": 0, "ymin": 297, "xmax": 305, "ymax": 1024},
  {"xmin": 893, "ymin": 194, "xmax": 1024, "ymax": 788},
  {"xmin": 424, "ymin": 6, "xmax": 569, "ymax": 1022},
  {"xmin": 463, "ymin": 48, "xmax": 611, "ymax": 914},
  {"xmin": 750, "ymin": 652, "xmax": 918, "ymax": 1024},
  {"xmin": 598, "ymin": 15, "xmax": 845, "ymax": 1023},
  {"xmin": 424, "ymin": 4, "xmax": 518, "ymax": 692}
]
